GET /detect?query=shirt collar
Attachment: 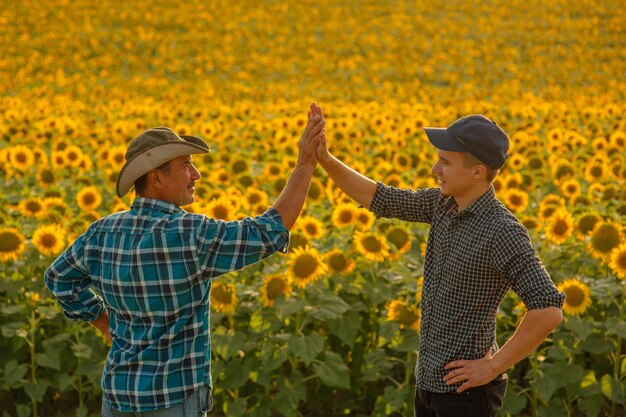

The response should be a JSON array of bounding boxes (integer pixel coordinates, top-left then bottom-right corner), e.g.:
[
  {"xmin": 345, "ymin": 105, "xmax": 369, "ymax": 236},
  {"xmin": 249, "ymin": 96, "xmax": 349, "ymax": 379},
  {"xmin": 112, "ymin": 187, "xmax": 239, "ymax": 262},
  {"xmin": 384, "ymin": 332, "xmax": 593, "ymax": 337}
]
[
  {"xmin": 130, "ymin": 197, "xmax": 186, "ymax": 215},
  {"xmin": 442, "ymin": 186, "xmax": 496, "ymax": 217}
]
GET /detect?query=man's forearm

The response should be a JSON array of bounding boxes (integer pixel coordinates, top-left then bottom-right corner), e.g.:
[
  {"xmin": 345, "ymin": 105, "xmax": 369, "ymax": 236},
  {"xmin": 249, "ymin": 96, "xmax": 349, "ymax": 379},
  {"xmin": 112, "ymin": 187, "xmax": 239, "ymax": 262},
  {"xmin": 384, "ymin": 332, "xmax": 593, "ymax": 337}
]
[
  {"xmin": 319, "ymin": 154, "xmax": 377, "ymax": 209},
  {"xmin": 490, "ymin": 307, "xmax": 563, "ymax": 375},
  {"xmin": 90, "ymin": 309, "xmax": 111, "ymax": 343},
  {"xmin": 272, "ymin": 163, "xmax": 316, "ymax": 229}
]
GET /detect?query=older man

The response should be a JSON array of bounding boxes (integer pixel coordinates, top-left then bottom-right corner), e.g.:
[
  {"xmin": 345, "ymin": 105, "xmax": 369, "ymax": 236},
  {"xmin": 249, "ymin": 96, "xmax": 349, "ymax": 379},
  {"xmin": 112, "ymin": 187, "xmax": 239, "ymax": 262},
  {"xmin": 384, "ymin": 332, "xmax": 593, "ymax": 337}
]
[{"xmin": 45, "ymin": 104, "xmax": 325, "ymax": 417}]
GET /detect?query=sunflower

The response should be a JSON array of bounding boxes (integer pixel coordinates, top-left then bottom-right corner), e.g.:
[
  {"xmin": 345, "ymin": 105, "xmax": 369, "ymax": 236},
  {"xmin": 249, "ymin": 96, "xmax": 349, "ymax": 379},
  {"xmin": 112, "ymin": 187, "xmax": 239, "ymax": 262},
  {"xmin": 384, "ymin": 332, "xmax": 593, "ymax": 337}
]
[
  {"xmin": 76, "ymin": 186, "xmax": 103, "ymax": 211},
  {"xmin": 111, "ymin": 199, "xmax": 130, "ymax": 213},
  {"xmin": 18, "ymin": 197, "xmax": 45, "ymax": 218},
  {"xmin": 574, "ymin": 211, "xmax": 601, "ymax": 239},
  {"xmin": 353, "ymin": 230, "xmax": 389, "ymax": 262},
  {"xmin": 588, "ymin": 221, "xmax": 623, "ymax": 261},
  {"xmin": 332, "ymin": 203, "xmax": 358, "ymax": 227},
  {"xmin": 243, "ymin": 189, "xmax": 269, "ymax": 210},
  {"xmin": 545, "ymin": 208, "xmax": 574, "ymax": 245},
  {"xmin": 386, "ymin": 299, "xmax": 420, "ymax": 331},
  {"xmin": 415, "ymin": 276, "xmax": 424, "ymax": 303},
  {"xmin": 288, "ymin": 232, "xmax": 310, "ymax": 251},
  {"xmin": 520, "ymin": 215, "xmax": 540, "ymax": 231},
  {"xmin": 502, "ymin": 189, "xmax": 529, "ymax": 213},
  {"xmin": 210, "ymin": 281, "xmax": 238, "ymax": 313},
  {"xmin": 559, "ymin": 178, "xmax": 581, "ymax": 200},
  {"xmin": 205, "ymin": 197, "xmax": 238, "ymax": 221},
  {"xmin": 64, "ymin": 145, "xmax": 84, "ymax": 168},
  {"xmin": 0, "ymin": 227, "xmax": 26, "ymax": 263},
  {"xmin": 9, "ymin": 145, "xmax": 35, "ymax": 171},
  {"xmin": 108, "ymin": 145, "xmax": 127, "ymax": 169},
  {"xmin": 260, "ymin": 273, "xmax": 292, "ymax": 307},
  {"xmin": 584, "ymin": 163, "xmax": 605, "ymax": 184},
  {"xmin": 609, "ymin": 243, "xmax": 626, "ymax": 279},
  {"xmin": 32, "ymin": 224, "xmax": 66, "ymax": 256},
  {"xmin": 50, "ymin": 150, "xmax": 68, "ymax": 170},
  {"xmin": 296, "ymin": 215, "xmax": 325, "ymax": 240},
  {"xmin": 307, "ymin": 178, "xmax": 324, "ymax": 202},
  {"xmin": 325, "ymin": 249, "xmax": 356, "ymax": 275},
  {"xmin": 354, "ymin": 210, "xmax": 375, "ymax": 231},
  {"xmin": 557, "ymin": 278, "xmax": 592, "ymax": 316},
  {"xmin": 287, "ymin": 245, "xmax": 327, "ymax": 288},
  {"xmin": 386, "ymin": 226, "xmax": 412, "ymax": 258},
  {"xmin": 538, "ymin": 195, "xmax": 564, "ymax": 223}
]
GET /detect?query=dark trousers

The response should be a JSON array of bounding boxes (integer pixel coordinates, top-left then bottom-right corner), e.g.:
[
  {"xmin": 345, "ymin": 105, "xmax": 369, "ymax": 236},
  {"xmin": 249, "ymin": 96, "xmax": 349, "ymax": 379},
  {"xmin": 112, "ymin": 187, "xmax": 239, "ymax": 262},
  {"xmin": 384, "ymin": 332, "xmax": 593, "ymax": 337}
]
[{"xmin": 414, "ymin": 375, "xmax": 508, "ymax": 417}]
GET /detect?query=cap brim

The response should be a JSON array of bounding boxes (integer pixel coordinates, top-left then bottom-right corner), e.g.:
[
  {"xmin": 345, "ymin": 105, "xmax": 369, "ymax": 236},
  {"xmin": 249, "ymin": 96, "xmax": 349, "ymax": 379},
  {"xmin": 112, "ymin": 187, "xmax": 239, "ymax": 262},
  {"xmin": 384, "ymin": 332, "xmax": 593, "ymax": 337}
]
[
  {"xmin": 116, "ymin": 140, "xmax": 210, "ymax": 198},
  {"xmin": 424, "ymin": 127, "xmax": 467, "ymax": 152}
]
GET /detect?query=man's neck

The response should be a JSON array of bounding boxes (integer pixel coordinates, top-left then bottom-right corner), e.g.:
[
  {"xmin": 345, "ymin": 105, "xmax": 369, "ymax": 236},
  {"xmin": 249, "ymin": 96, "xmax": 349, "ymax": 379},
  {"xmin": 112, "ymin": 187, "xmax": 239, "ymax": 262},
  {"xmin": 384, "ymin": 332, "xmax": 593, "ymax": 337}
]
[{"xmin": 454, "ymin": 184, "xmax": 491, "ymax": 212}]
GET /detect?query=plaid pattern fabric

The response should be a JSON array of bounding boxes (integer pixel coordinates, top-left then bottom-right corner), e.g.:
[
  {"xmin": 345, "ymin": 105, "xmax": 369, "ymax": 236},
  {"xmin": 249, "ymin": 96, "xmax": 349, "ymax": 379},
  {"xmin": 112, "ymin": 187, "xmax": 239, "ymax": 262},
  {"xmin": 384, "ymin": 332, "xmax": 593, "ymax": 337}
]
[
  {"xmin": 45, "ymin": 197, "xmax": 289, "ymax": 412},
  {"xmin": 370, "ymin": 184, "xmax": 564, "ymax": 393}
]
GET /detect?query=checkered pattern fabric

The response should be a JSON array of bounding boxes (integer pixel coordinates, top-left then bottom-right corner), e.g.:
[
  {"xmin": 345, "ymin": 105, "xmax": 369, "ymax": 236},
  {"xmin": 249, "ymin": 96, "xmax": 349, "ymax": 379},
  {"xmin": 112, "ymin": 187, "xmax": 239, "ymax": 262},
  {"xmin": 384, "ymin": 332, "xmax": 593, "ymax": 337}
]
[
  {"xmin": 45, "ymin": 197, "xmax": 289, "ymax": 412},
  {"xmin": 369, "ymin": 184, "xmax": 564, "ymax": 393}
]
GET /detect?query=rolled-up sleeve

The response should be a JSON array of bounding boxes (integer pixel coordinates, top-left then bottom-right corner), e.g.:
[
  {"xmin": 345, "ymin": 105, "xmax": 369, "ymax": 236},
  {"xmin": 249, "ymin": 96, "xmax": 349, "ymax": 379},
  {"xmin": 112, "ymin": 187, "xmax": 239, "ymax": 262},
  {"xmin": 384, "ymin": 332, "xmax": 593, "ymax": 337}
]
[
  {"xmin": 197, "ymin": 207, "xmax": 290, "ymax": 278},
  {"xmin": 491, "ymin": 222, "xmax": 565, "ymax": 310},
  {"xmin": 369, "ymin": 182, "xmax": 440, "ymax": 224},
  {"xmin": 44, "ymin": 232, "xmax": 104, "ymax": 322}
]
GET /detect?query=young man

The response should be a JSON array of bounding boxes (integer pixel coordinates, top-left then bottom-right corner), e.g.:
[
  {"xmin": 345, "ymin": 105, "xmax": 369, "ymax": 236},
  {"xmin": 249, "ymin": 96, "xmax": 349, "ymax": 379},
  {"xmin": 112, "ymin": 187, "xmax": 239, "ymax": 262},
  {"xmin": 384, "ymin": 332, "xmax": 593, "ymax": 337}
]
[
  {"xmin": 316, "ymin": 112, "xmax": 564, "ymax": 417},
  {"xmin": 44, "ymin": 104, "xmax": 325, "ymax": 417}
]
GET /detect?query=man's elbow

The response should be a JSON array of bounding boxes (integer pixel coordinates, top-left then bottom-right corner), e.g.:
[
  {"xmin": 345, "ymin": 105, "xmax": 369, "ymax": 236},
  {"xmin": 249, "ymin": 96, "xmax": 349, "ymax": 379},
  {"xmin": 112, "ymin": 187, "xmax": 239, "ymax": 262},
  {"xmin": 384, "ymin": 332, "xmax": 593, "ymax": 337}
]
[{"xmin": 546, "ymin": 306, "xmax": 563, "ymax": 330}]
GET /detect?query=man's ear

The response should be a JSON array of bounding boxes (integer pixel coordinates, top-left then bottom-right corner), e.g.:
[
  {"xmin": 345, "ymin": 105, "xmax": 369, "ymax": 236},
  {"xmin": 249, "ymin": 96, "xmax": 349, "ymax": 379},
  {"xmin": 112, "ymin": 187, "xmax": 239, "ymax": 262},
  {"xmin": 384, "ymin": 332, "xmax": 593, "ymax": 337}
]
[
  {"xmin": 147, "ymin": 169, "xmax": 163, "ymax": 189},
  {"xmin": 473, "ymin": 164, "xmax": 487, "ymax": 180}
]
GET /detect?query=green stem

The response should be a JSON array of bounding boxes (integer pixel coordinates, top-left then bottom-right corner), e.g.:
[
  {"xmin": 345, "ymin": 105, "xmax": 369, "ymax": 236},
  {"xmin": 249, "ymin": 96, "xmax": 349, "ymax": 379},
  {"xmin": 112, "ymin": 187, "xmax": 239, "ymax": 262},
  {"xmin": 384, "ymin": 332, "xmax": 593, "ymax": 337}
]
[
  {"xmin": 29, "ymin": 309, "xmax": 38, "ymax": 417},
  {"xmin": 610, "ymin": 286, "xmax": 625, "ymax": 417}
]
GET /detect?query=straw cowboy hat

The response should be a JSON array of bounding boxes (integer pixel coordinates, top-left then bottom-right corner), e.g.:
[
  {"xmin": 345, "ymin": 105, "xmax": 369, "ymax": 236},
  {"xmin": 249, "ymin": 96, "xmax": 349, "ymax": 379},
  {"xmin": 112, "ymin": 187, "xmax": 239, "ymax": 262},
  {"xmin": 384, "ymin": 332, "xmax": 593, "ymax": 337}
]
[{"xmin": 116, "ymin": 126, "xmax": 210, "ymax": 197}]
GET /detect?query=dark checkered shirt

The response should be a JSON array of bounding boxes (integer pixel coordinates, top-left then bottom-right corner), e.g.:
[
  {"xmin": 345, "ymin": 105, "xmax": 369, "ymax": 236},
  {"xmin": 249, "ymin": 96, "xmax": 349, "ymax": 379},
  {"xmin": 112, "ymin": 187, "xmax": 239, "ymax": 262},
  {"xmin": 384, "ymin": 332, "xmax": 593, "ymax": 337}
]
[{"xmin": 369, "ymin": 184, "xmax": 564, "ymax": 393}]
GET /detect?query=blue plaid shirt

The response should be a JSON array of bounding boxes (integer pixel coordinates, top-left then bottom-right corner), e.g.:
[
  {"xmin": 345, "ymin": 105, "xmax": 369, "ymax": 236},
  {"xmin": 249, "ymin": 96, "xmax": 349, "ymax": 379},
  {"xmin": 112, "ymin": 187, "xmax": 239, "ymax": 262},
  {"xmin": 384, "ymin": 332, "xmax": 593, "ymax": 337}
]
[{"xmin": 44, "ymin": 197, "xmax": 289, "ymax": 412}]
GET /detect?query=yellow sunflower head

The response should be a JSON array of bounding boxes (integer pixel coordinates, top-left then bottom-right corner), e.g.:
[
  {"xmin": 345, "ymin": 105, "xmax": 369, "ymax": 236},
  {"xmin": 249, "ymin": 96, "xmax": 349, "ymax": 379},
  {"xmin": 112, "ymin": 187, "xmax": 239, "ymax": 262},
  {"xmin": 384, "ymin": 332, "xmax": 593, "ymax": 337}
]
[
  {"xmin": 574, "ymin": 212, "xmax": 601, "ymax": 238},
  {"xmin": 557, "ymin": 278, "xmax": 592, "ymax": 316},
  {"xmin": 18, "ymin": 197, "xmax": 45, "ymax": 218},
  {"xmin": 353, "ymin": 230, "xmax": 389, "ymax": 262},
  {"xmin": 296, "ymin": 215, "xmax": 325, "ymax": 240},
  {"xmin": 588, "ymin": 221, "xmax": 623, "ymax": 261},
  {"xmin": 386, "ymin": 299, "xmax": 420, "ymax": 331},
  {"xmin": 325, "ymin": 249, "xmax": 356, "ymax": 276},
  {"xmin": 260, "ymin": 273, "xmax": 292, "ymax": 307},
  {"xmin": 9, "ymin": 145, "xmax": 35, "ymax": 171},
  {"xmin": 205, "ymin": 197, "xmax": 237, "ymax": 221},
  {"xmin": 0, "ymin": 227, "xmax": 26, "ymax": 263},
  {"xmin": 210, "ymin": 282, "xmax": 238, "ymax": 314},
  {"xmin": 32, "ymin": 224, "xmax": 66, "ymax": 257},
  {"xmin": 544, "ymin": 208, "xmax": 574, "ymax": 245},
  {"xmin": 609, "ymin": 243, "xmax": 626, "ymax": 279},
  {"xmin": 287, "ymin": 245, "xmax": 327, "ymax": 288},
  {"xmin": 503, "ymin": 189, "xmax": 529, "ymax": 213},
  {"xmin": 386, "ymin": 226, "xmax": 412, "ymax": 258},
  {"xmin": 76, "ymin": 186, "xmax": 103, "ymax": 211},
  {"xmin": 332, "ymin": 203, "xmax": 358, "ymax": 227},
  {"xmin": 354, "ymin": 210, "xmax": 375, "ymax": 231}
]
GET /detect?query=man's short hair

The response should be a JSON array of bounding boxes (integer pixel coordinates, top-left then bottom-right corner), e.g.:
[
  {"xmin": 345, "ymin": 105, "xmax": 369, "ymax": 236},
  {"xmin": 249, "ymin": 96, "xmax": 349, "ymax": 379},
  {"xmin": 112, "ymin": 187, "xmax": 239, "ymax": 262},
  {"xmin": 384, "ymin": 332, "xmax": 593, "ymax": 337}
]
[{"xmin": 462, "ymin": 152, "xmax": 499, "ymax": 182}]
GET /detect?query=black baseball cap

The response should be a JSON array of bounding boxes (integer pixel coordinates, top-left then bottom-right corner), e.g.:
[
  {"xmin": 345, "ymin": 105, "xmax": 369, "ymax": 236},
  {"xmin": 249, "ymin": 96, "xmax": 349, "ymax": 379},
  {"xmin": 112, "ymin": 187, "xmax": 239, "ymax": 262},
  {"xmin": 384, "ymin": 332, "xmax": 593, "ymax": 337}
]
[{"xmin": 424, "ymin": 114, "xmax": 509, "ymax": 169}]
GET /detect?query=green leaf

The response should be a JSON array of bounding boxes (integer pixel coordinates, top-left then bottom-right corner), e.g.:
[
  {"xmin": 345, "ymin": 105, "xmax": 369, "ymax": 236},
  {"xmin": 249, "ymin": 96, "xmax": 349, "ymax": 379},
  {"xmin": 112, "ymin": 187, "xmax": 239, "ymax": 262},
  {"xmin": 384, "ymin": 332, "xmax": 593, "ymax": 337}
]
[
  {"xmin": 3, "ymin": 360, "xmax": 28, "ymax": 387},
  {"xmin": 537, "ymin": 398, "xmax": 567, "ymax": 417},
  {"xmin": 224, "ymin": 397, "xmax": 247, "ymax": 417},
  {"xmin": 390, "ymin": 329, "xmax": 420, "ymax": 352},
  {"xmin": 75, "ymin": 405, "xmax": 88, "ymax": 417},
  {"xmin": 220, "ymin": 361, "xmax": 248, "ymax": 390},
  {"xmin": 600, "ymin": 374, "xmax": 625, "ymax": 403},
  {"xmin": 327, "ymin": 310, "xmax": 361, "ymax": 348},
  {"xmin": 23, "ymin": 381, "xmax": 48, "ymax": 402},
  {"xmin": 249, "ymin": 310, "xmax": 273, "ymax": 333},
  {"xmin": 288, "ymin": 332, "xmax": 324, "ymax": 366},
  {"xmin": 276, "ymin": 298, "xmax": 307, "ymax": 320},
  {"xmin": 262, "ymin": 344, "xmax": 288, "ymax": 372},
  {"xmin": 605, "ymin": 318, "xmax": 626, "ymax": 340},
  {"xmin": 313, "ymin": 352, "xmax": 350, "ymax": 389},
  {"xmin": 1, "ymin": 322, "xmax": 27, "ymax": 339},
  {"xmin": 276, "ymin": 371, "xmax": 306, "ymax": 413},
  {"xmin": 383, "ymin": 385, "xmax": 404, "ymax": 412},
  {"xmin": 564, "ymin": 316, "xmax": 593, "ymax": 340},
  {"xmin": 306, "ymin": 294, "xmax": 350, "ymax": 321},
  {"xmin": 535, "ymin": 373, "xmax": 558, "ymax": 402},
  {"xmin": 576, "ymin": 395, "xmax": 603, "ymax": 417},
  {"xmin": 37, "ymin": 305, "xmax": 60, "ymax": 320},
  {"xmin": 580, "ymin": 333, "xmax": 614, "ymax": 354},
  {"xmin": 35, "ymin": 352, "xmax": 61, "ymax": 371},
  {"xmin": 362, "ymin": 349, "xmax": 393, "ymax": 381},
  {"xmin": 16, "ymin": 404, "xmax": 31, "ymax": 417},
  {"xmin": 500, "ymin": 383, "xmax": 527, "ymax": 415},
  {"xmin": 1, "ymin": 304, "xmax": 26, "ymax": 315},
  {"xmin": 71, "ymin": 342, "xmax": 93, "ymax": 359}
]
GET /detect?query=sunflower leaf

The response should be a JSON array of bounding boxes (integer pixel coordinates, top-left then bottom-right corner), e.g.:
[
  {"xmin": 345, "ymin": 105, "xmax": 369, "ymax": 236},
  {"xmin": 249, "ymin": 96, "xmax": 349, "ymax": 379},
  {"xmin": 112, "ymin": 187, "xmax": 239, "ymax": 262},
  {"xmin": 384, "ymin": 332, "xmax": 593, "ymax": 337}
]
[
  {"xmin": 288, "ymin": 332, "xmax": 324, "ymax": 366},
  {"xmin": 313, "ymin": 352, "xmax": 350, "ymax": 389},
  {"xmin": 604, "ymin": 318, "xmax": 626, "ymax": 340}
]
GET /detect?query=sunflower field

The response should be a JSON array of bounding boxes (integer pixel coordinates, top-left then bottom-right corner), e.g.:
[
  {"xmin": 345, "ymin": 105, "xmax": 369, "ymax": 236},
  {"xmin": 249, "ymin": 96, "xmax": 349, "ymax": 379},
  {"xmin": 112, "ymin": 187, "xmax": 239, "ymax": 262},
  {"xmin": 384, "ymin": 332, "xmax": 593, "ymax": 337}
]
[{"xmin": 0, "ymin": 0, "xmax": 625, "ymax": 416}]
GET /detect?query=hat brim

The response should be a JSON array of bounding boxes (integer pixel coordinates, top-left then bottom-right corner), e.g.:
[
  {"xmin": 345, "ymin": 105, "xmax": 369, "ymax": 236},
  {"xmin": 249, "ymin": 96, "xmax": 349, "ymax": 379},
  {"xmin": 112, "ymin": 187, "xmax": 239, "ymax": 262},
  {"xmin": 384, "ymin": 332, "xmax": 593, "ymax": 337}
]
[
  {"xmin": 116, "ymin": 136, "xmax": 210, "ymax": 198},
  {"xmin": 424, "ymin": 127, "xmax": 467, "ymax": 153}
]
